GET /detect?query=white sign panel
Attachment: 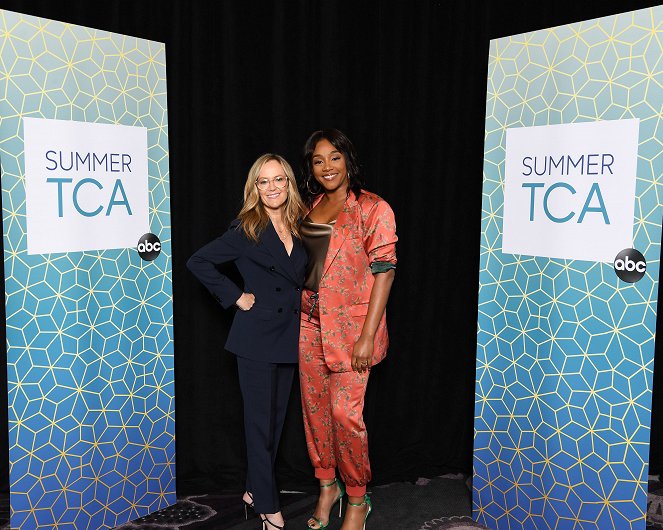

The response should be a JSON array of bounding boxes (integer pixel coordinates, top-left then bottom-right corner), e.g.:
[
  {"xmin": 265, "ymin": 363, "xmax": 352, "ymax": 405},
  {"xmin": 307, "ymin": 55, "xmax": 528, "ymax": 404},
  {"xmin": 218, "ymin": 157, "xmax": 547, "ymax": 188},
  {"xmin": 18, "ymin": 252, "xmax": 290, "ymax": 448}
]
[
  {"xmin": 502, "ymin": 119, "xmax": 639, "ymax": 262},
  {"xmin": 24, "ymin": 117, "xmax": 149, "ymax": 254}
]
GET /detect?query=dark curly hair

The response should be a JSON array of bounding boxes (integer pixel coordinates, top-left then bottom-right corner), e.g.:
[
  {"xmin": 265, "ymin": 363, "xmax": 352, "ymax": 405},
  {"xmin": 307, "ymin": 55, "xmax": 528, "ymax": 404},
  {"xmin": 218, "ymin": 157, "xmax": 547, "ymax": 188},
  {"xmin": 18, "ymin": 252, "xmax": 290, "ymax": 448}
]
[{"xmin": 301, "ymin": 128, "xmax": 364, "ymax": 206}]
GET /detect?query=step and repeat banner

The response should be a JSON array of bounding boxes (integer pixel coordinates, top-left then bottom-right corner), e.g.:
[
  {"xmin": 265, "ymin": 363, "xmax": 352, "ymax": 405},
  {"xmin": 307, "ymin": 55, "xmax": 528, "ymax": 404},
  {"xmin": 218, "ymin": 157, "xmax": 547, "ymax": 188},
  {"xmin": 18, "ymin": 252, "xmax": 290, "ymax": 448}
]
[
  {"xmin": 475, "ymin": 6, "xmax": 662, "ymax": 530},
  {"xmin": 0, "ymin": 10, "xmax": 175, "ymax": 529}
]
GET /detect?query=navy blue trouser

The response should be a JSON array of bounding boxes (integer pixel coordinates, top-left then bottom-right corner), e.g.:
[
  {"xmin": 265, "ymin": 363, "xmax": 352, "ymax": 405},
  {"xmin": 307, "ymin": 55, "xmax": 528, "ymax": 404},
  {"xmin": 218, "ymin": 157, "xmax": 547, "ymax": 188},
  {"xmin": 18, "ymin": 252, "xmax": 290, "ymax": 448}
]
[{"xmin": 236, "ymin": 356, "xmax": 295, "ymax": 514}]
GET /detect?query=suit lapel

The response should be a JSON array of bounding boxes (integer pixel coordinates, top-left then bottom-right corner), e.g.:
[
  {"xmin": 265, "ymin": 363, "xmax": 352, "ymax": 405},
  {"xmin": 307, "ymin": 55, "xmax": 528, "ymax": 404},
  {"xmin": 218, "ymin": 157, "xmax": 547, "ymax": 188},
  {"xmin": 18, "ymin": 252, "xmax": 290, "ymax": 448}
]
[
  {"xmin": 321, "ymin": 194, "xmax": 356, "ymax": 279},
  {"xmin": 261, "ymin": 221, "xmax": 299, "ymax": 283}
]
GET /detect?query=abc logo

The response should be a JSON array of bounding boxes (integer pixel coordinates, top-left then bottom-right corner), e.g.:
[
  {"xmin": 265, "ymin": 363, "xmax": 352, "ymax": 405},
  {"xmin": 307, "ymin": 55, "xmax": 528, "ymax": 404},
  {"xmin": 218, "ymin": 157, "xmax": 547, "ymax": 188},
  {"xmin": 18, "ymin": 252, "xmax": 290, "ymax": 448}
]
[
  {"xmin": 137, "ymin": 233, "xmax": 161, "ymax": 261},
  {"xmin": 613, "ymin": 248, "xmax": 646, "ymax": 283}
]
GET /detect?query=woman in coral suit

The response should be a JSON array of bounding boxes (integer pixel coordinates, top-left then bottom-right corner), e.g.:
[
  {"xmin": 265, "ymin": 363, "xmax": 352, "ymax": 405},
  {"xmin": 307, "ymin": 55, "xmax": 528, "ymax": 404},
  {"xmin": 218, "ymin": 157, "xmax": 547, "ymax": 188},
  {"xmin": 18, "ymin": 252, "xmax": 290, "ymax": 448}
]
[{"xmin": 298, "ymin": 129, "xmax": 397, "ymax": 530}]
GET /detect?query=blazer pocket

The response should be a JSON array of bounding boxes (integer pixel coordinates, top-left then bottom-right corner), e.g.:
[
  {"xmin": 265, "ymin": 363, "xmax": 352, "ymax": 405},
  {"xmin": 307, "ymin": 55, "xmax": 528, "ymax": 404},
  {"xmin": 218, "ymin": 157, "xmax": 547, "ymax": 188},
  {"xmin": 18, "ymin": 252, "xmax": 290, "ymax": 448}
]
[
  {"xmin": 348, "ymin": 303, "xmax": 369, "ymax": 317},
  {"xmin": 249, "ymin": 305, "xmax": 274, "ymax": 321}
]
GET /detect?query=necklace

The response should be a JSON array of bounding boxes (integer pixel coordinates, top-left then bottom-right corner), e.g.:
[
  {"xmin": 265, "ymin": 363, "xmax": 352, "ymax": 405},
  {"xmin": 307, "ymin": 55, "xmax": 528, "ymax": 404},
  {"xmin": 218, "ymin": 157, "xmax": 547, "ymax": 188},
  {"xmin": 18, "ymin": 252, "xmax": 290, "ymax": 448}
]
[{"xmin": 274, "ymin": 224, "xmax": 290, "ymax": 241}]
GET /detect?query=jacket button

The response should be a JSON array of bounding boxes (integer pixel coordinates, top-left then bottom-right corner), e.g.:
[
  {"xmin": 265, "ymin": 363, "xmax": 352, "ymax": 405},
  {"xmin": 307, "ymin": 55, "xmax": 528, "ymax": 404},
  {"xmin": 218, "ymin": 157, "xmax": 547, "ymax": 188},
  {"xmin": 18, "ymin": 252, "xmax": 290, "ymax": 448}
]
[
  {"xmin": 295, "ymin": 287, "xmax": 300, "ymax": 291},
  {"xmin": 278, "ymin": 308, "xmax": 283, "ymax": 313},
  {"xmin": 276, "ymin": 287, "xmax": 281, "ymax": 292},
  {"xmin": 293, "ymin": 309, "xmax": 299, "ymax": 315},
  {"xmin": 270, "ymin": 266, "xmax": 276, "ymax": 271}
]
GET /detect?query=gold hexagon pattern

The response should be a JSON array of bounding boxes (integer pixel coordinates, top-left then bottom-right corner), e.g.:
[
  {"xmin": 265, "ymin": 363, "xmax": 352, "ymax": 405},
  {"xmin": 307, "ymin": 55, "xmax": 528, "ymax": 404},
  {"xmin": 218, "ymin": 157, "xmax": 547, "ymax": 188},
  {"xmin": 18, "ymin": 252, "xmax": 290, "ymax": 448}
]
[
  {"xmin": 475, "ymin": 6, "xmax": 662, "ymax": 529},
  {"xmin": 0, "ymin": 10, "xmax": 175, "ymax": 530}
]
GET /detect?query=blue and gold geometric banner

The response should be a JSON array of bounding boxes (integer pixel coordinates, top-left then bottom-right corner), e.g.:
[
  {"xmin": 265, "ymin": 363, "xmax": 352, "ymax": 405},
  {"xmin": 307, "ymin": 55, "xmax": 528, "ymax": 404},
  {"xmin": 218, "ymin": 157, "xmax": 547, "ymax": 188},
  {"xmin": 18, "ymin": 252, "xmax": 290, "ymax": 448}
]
[
  {"xmin": 0, "ymin": 10, "xmax": 175, "ymax": 529},
  {"xmin": 474, "ymin": 6, "xmax": 662, "ymax": 529}
]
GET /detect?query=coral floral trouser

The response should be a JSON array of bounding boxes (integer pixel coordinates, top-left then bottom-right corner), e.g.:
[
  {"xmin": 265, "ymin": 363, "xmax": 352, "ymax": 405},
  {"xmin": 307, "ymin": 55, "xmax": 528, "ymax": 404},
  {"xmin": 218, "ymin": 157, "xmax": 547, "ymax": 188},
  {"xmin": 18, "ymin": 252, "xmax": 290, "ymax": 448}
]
[{"xmin": 299, "ymin": 290, "xmax": 370, "ymax": 497}]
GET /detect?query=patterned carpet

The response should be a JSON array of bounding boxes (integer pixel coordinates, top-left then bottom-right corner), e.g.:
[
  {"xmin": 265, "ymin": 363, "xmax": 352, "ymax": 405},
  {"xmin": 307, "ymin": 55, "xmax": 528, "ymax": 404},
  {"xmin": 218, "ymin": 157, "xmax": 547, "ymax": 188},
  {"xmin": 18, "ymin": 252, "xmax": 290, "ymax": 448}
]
[
  {"xmin": 114, "ymin": 474, "xmax": 489, "ymax": 530},
  {"xmin": 0, "ymin": 475, "xmax": 660, "ymax": 528},
  {"xmin": 649, "ymin": 477, "xmax": 663, "ymax": 529},
  {"xmin": 112, "ymin": 474, "xmax": 663, "ymax": 530}
]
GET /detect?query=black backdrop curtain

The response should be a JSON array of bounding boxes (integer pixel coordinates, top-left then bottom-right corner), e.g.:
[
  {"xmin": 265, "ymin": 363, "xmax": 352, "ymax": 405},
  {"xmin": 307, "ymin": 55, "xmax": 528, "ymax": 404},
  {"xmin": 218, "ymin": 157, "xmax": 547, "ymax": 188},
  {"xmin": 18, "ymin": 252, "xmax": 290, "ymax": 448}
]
[{"xmin": 0, "ymin": 0, "xmax": 660, "ymax": 497}]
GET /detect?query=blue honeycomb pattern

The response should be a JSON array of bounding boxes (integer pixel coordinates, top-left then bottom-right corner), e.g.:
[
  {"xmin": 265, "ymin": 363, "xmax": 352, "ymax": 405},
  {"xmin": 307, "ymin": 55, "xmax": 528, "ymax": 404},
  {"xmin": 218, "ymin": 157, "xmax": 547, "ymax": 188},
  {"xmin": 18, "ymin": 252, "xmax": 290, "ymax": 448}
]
[
  {"xmin": 0, "ymin": 10, "xmax": 175, "ymax": 530},
  {"xmin": 474, "ymin": 6, "xmax": 662, "ymax": 529}
]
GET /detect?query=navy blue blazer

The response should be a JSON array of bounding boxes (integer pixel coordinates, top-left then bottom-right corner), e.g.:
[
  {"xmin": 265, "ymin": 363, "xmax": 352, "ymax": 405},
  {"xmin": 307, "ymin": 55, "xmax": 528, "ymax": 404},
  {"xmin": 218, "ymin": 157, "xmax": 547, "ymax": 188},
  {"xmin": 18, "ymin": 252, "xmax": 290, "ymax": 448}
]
[{"xmin": 187, "ymin": 219, "xmax": 307, "ymax": 363}]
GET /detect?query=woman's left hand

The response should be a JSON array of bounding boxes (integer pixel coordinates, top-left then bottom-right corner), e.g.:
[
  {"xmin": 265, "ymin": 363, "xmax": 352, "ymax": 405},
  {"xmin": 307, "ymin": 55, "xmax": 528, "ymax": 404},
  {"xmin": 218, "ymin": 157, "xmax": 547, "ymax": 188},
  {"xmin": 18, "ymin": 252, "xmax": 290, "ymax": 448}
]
[{"xmin": 352, "ymin": 335, "xmax": 373, "ymax": 373}]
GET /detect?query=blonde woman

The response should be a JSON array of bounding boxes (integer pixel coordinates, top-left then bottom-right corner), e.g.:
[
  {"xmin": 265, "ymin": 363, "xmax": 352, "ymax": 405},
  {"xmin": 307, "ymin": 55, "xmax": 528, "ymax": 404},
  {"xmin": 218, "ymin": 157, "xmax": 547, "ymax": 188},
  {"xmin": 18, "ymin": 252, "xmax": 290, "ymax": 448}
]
[{"xmin": 187, "ymin": 154, "xmax": 307, "ymax": 530}]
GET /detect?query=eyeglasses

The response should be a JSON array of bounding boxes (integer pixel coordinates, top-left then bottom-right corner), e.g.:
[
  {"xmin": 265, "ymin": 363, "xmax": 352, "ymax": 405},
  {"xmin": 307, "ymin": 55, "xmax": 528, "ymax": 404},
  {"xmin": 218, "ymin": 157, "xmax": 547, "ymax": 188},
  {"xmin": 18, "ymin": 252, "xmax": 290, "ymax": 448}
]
[{"xmin": 256, "ymin": 176, "xmax": 288, "ymax": 191}]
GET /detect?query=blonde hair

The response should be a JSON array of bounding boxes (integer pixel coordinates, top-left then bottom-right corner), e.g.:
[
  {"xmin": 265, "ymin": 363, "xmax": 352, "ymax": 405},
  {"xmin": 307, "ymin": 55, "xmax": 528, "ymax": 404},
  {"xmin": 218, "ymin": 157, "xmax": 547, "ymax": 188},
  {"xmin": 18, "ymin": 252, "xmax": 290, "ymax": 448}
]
[{"xmin": 238, "ymin": 154, "xmax": 306, "ymax": 242}]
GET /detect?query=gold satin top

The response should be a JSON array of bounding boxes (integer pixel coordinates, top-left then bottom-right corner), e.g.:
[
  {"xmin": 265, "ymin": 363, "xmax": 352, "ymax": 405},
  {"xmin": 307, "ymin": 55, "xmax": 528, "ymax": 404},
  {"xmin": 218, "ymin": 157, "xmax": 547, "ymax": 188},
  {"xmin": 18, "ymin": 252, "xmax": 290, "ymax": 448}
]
[{"xmin": 301, "ymin": 218, "xmax": 335, "ymax": 292}]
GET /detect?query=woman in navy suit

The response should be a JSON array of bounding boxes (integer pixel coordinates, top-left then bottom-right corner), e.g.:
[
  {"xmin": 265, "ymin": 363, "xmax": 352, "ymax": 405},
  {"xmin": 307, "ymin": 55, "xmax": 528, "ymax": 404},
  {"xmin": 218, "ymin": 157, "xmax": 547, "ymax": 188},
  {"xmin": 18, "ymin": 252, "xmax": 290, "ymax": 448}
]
[{"xmin": 187, "ymin": 153, "xmax": 307, "ymax": 530}]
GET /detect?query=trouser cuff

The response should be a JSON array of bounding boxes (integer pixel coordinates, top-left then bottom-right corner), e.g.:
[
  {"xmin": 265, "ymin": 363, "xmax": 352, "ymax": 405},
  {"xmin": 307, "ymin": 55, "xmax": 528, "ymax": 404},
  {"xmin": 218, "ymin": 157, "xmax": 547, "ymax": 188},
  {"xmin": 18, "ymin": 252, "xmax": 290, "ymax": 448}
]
[
  {"xmin": 314, "ymin": 467, "xmax": 336, "ymax": 480},
  {"xmin": 346, "ymin": 484, "xmax": 367, "ymax": 497}
]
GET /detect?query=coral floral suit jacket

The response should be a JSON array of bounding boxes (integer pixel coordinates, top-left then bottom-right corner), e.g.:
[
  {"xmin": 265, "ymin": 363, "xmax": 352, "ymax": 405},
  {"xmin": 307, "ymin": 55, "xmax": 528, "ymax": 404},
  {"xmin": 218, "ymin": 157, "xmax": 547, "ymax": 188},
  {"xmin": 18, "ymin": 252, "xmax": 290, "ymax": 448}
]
[{"xmin": 307, "ymin": 190, "xmax": 398, "ymax": 372}]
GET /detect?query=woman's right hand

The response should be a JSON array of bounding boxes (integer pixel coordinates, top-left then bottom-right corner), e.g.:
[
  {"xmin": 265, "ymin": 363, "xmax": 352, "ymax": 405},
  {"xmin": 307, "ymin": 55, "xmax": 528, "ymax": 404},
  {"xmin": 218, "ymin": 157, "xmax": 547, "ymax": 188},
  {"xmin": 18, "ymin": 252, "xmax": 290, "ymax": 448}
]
[{"xmin": 236, "ymin": 293, "xmax": 255, "ymax": 311}]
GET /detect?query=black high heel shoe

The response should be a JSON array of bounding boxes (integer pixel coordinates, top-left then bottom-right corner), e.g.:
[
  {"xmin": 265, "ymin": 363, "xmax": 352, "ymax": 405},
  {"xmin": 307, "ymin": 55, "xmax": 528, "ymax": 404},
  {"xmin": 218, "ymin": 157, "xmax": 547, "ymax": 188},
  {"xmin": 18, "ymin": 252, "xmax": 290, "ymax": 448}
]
[
  {"xmin": 242, "ymin": 491, "xmax": 255, "ymax": 519},
  {"xmin": 261, "ymin": 514, "xmax": 285, "ymax": 529}
]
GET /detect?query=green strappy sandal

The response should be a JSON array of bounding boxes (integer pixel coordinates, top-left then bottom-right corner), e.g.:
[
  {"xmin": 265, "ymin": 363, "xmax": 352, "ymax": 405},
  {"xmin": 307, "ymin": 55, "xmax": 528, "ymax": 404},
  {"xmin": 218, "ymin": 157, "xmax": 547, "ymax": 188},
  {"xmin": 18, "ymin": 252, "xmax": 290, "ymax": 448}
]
[
  {"xmin": 306, "ymin": 478, "xmax": 346, "ymax": 529},
  {"xmin": 347, "ymin": 495, "xmax": 372, "ymax": 530}
]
